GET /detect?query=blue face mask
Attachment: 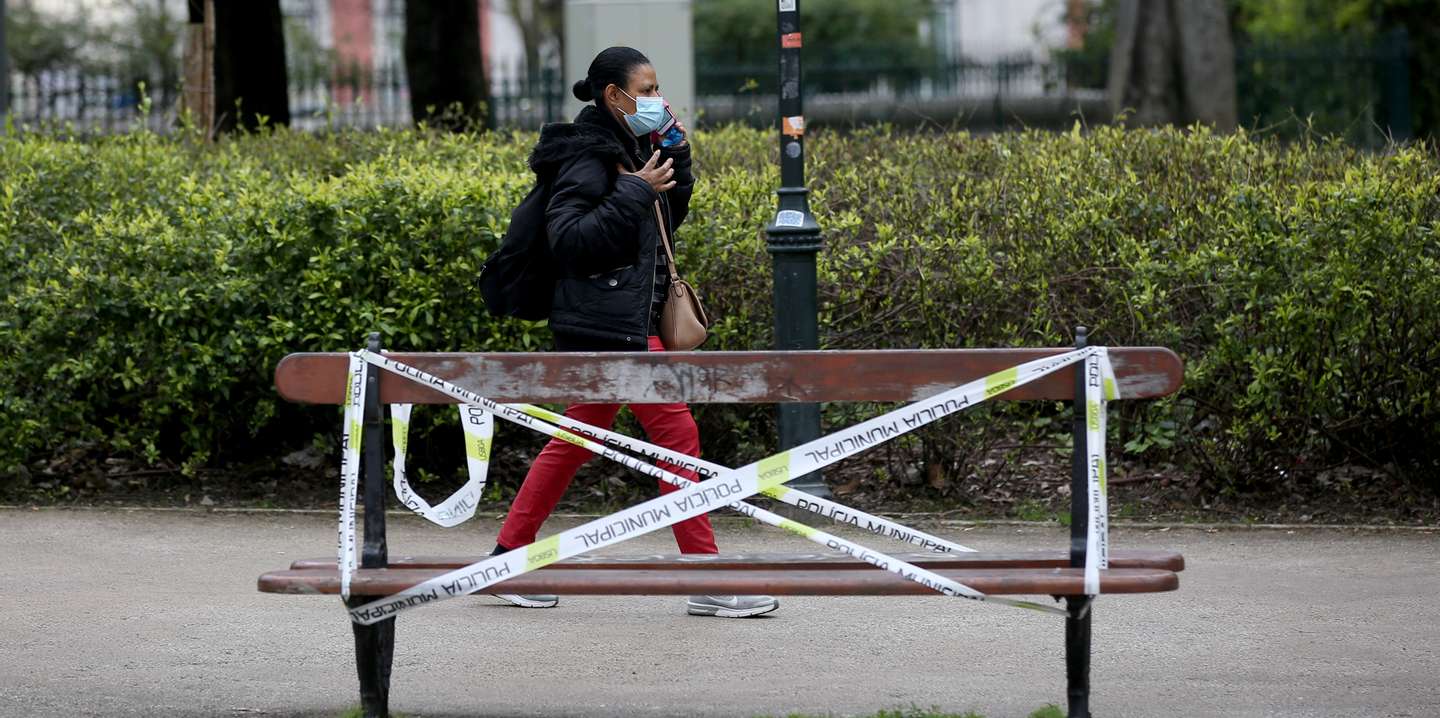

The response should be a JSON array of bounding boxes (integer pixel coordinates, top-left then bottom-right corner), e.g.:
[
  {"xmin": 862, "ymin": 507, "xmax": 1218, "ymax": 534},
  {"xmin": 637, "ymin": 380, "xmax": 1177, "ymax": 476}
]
[{"xmin": 619, "ymin": 89, "xmax": 666, "ymax": 137}]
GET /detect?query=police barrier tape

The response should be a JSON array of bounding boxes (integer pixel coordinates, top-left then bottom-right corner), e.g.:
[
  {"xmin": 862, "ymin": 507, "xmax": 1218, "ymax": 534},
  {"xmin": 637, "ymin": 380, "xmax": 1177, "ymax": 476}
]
[
  {"xmin": 337, "ymin": 353, "xmax": 365, "ymax": 600},
  {"xmin": 511, "ymin": 403, "xmax": 979, "ymax": 554},
  {"xmin": 490, "ymin": 394, "xmax": 1062, "ymax": 613},
  {"xmin": 1083, "ymin": 351, "xmax": 1118, "ymax": 594},
  {"xmin": 390, "ymin": 404, "xmax": 493, "ymax": 528},
  {"xmin": 385, "ymin": 372, "xmax": 1020, "ymax": 610},
  {"xmin": 339, "ymin": 347, "xmax": 1114, "ymax": 624},
  {"xmin": 394, "ymin": 393, "xmax": 977, "ymax": 554}
]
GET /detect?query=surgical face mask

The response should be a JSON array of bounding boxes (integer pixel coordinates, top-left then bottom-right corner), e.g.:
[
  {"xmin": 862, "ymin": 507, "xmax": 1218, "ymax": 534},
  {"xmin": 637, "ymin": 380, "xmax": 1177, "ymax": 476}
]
[{"xmin": 619, "ymin": 88, "xmax": 666, "ymax": 137}]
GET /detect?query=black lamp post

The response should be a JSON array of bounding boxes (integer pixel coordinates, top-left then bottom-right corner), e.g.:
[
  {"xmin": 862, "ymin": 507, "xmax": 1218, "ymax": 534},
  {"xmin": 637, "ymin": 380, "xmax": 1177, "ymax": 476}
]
[{"xmin": 765, "ymin": 0, "xmax": 830, "ymax": 499}]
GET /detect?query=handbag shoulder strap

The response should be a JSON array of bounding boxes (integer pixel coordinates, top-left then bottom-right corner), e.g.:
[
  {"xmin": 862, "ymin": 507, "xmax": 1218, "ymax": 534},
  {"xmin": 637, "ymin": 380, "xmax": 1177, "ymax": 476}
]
[{"xmin": 652, "ymin": 200, "xmax": 681, "ymax": 282}]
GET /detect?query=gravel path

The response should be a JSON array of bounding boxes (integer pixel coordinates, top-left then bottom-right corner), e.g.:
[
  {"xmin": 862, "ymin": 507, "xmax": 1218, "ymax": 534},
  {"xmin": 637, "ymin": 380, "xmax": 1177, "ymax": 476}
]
[{"xmin": 1, "ymin": 508, "xmax": 1436, "ymax": 717}]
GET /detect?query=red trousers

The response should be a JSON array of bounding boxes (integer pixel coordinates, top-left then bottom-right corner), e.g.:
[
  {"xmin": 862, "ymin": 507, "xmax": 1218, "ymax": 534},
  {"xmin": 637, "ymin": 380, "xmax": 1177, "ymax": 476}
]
[{"xmin": 496, "ymin": 336, "xmax": 719, "ymax": 554}]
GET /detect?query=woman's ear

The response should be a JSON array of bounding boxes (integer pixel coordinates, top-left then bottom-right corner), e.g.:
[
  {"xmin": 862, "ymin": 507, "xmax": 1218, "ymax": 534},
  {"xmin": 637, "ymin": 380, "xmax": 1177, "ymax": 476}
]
[{"xmin": 604, "ymin": 83, "xmax": 631, "ymax": 115}]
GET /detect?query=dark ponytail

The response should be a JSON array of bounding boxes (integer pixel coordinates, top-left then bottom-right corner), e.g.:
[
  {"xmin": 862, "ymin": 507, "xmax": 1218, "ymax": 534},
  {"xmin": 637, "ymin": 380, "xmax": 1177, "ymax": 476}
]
[
  {"xmin": 571, "ymin": 46, "xmax": 652, "ymax": 104},
  {"xmin": 571, "ymin": 79, "xmax": 594, "ymax": 102}
]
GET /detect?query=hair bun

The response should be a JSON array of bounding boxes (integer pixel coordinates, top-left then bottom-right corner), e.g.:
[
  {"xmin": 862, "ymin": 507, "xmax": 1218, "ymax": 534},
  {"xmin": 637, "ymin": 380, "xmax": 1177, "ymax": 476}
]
[{"xmin": 572, "ymin": 79, "xmax": 594, "ymax": 102}]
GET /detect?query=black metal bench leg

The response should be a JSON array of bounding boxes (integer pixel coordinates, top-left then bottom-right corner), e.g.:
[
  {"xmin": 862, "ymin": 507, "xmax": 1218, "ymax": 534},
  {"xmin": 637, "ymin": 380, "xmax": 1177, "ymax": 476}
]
[
  {"xmin": 351, "ymin": 332, "xmax": 394, "ymax": 718},
  {"xmin": 349, "ymin": 609, "xmax": 395, "ymax": 718},
  {"xmin": 1065, "ymin": 328, "xmax": 1093, "ymax": 718},
  {"xmin": 1065, "ymin": 596, "xmax": 1092, "ymax": 718}
]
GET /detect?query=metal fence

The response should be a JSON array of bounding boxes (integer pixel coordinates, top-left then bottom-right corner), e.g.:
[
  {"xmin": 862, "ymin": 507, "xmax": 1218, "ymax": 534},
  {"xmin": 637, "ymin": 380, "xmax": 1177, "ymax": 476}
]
[
  {"xmin": 287, "ymin": 61, "xmax": 566, "ymax": 131},
  {"xmin": 696, "ymin": 31, "xmax": 1413, "ymax": 141},
  {"xmin": 3, "ymin": 68, "xmax": 179, "ymax": 133},
  {"xmin": 1235, "ymin": 29, "xmax": 1412, "ymax": 145},
  {"xmin": 3, "ymin": 60, "xmax": 566, "ymax": 134},
  {"xmin": 696, "ymin": 52, "xmax": 1094, "ymax": 100},
  {"xmin": 695, "ymin": 52, "xmax": 1104, "ymax": 128},
  {"xmin": 2, "ymin": 34, "xmax": 1412, "ymax": 142},
  {"xmin": 287, "ymin": 65, "xmax": 413, "ymax": 130},
  {"xmin": 487, "ymin": 63, "xmax": 567, "ymax": 130}
]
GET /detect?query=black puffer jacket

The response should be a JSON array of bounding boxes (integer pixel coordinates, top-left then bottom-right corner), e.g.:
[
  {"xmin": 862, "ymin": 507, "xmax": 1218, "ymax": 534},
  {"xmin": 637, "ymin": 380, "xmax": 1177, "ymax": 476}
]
[{"xmin": 528, "ymin": 105, "xmax": 695, "ymax": 350}]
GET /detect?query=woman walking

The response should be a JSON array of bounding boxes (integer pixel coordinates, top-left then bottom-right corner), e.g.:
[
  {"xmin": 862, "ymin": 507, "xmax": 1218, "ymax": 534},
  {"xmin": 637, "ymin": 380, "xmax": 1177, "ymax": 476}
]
[{"xmin": 491, "ymin": 46, "xmax": 778, "ymax": 618}]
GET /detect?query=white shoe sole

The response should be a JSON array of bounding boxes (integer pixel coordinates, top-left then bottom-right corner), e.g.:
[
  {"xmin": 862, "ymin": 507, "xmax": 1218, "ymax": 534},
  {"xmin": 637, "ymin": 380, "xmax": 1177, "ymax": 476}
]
[
  {"xmin": 686, "ymin": 600, "xmax": 779, "ymax": 618},
  {"xmin": 493, "ymin": 594, "xmax": 558, "ymax": 608}
]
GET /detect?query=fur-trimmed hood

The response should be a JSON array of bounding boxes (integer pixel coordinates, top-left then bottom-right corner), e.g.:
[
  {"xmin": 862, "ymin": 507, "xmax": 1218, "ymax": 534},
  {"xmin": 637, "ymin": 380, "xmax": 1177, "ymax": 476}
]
[{"xmin": 528, "ymin": 105, "xmax": 648, "ymax": 174}]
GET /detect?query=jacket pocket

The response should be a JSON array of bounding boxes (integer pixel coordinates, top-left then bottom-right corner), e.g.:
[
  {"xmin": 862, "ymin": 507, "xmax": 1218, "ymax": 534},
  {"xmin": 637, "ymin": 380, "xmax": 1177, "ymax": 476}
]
[
  {"xmin": 552, "ymin": 263, "xmax": 650, "ymax": 339},
  {"xmin": 588, "ymin": 266, "xmax": 634, "ymax": 291}
]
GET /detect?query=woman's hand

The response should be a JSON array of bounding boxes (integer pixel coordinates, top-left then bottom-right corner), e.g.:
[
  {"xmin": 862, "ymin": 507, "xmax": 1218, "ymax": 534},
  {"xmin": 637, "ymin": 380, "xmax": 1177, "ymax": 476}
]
[
  {"xmin": 621, "ymin": 150, "xmax": 676, "ymax": 193},
  {"xmin": 671, "ymin": 120, "xmax": 689, "ymax": 147}
]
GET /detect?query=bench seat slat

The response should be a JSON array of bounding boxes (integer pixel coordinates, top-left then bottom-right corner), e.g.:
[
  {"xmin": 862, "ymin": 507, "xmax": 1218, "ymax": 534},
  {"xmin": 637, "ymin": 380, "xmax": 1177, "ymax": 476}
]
[
  {"xmin": 258, "ymin": 566, "xmax": 1178, "ymax": 597},
  {"xmin": 287, "ymin": 549, "xmax": 1184, "ymax": 573},
  {"xmin": 274, "ymin": 347, "xmax": 1183, "ymax": 405}
]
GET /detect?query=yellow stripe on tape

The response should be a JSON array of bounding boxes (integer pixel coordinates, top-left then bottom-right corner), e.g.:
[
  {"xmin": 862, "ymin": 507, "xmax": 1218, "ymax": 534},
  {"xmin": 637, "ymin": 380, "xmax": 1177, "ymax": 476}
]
[
  {"xmin": 759, "ymin": 485, "xmax": 789, "ymax": 501},
  {"xmin": 522, "ymin": 405, "xmax": 564, "ymax": 423},
  {"xmin": 526, "ymin": 535, "xmax": 561, "ymax": 570},
  {"xmin": 983, "ymin": 366, "xmax": 1020, "ymax": 399},
  {"xmin": 393, "ymin": 418, "xmax": 409, "ymax": 454},
  {"xmin": 1010, "ymin": 599, "xmax": 1061, "ymax": 613},
  {"xmin": 465, "ymin": 434, "xmax": 491, "ymax": 462},
  {"xmin": 756, "ymin": 451, "xmax": 791, "ymax": 490},
  {"xmin": 555, "ymin": 429, "xmax": 587, "ymax": 447},
  {"xmin": 777, "ymin": 517, "xmax": 818, "ymax": 539}
]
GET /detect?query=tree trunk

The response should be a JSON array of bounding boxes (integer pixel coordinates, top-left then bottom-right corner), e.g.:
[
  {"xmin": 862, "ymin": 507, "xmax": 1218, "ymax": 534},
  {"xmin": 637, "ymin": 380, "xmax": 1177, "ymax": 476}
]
[
  {"xmin": 212, "ymin": 0, "xmax": 289, "ymax": 132},
  {"xmin": 543, "ymin": 0, "xmax": 564, "ymax": 77},
  {"xmin": 506, "ymin": 0, "xmax": 565, "ymax": 75},
  {"xmin": 405, "ymin": 0, "xmax": 490, "ymax": 131},
  {"xmin": 1108, "ymin": 0, "xmax": 1236, "ymax": 130},
  {"xmin": 181, "ymin": 0, "xmax": 214, "ymax": 135},
  {"xmin": 507, "ymin": 0, "xmax": 542, "ymax": 76}
]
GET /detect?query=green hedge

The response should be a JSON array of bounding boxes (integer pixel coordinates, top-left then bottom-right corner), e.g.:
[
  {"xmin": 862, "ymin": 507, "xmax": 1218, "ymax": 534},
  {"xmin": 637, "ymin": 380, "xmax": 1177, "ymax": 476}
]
[{"xmin": 1, "ymin": 124, "xmax": 1437, "ymax": 498}]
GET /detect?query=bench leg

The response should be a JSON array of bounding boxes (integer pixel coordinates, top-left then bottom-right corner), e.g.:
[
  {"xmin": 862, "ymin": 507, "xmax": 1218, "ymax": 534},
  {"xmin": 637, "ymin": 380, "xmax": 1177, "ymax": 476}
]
[
  {"xmin": 349, "ymin": 608, "xmax": 395, "ymax": 718},
  {"xmin": 1065, "ymin": 330, "xmax": 1093, "ymax": 718},
  {"xmin": 1065, "ymin": 596, "xmax": 1092, "ymax": 718},
  {"xmin": 351, "ymin": 332, "xmax": 394, "ymax": 718}
]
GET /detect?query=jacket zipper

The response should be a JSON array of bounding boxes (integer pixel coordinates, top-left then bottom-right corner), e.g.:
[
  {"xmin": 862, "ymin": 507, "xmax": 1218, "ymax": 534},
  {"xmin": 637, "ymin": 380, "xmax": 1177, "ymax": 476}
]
[
  {"xmin": 635, "ymin": 146, "xmax": 670, "ymax": 345},
  {"xmin": 644, "ymin": 232, "xmax": 658, "ymax": 342}
]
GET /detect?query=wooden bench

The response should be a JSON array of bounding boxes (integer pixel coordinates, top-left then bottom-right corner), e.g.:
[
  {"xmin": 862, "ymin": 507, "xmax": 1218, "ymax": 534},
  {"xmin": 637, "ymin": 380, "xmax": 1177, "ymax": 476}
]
[{"xmin": 260, "ymin": 330, "xmax": 1185, "ymax": 718}]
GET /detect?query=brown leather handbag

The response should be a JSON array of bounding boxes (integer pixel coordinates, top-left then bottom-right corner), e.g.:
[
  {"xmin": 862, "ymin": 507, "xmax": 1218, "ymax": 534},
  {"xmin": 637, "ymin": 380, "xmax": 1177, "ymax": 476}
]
[{"xmin": 653, "ymin": 201, "xmax": 710, "ymax": 350}]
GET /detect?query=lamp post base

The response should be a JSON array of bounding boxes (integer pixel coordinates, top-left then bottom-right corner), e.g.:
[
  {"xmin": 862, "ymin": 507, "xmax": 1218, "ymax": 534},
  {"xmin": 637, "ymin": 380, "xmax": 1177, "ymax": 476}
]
[{"xmin": 767, "ymin": 231, "xmax": 826, "ymax": 499}]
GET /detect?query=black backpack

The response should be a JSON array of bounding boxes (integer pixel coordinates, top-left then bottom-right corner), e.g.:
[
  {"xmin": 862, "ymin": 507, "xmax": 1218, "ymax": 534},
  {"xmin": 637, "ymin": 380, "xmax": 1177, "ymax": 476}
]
[{"xmin": 479, "ymin": 177, "xmax": 554, "ymax": 320}]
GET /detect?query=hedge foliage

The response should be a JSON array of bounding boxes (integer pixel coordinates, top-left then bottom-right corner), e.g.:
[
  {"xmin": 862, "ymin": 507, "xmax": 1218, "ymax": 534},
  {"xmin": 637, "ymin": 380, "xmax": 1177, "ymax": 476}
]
[{"xmin": 1, "ymin": 123, "xmax": 1437, "ymax": 498}]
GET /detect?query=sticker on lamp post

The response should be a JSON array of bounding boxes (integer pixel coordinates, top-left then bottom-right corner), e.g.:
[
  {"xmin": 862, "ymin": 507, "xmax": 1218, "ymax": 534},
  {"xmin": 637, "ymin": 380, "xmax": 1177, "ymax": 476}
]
[{"xmin": 775, "ymin": 210, "xmax": 805, "ymax": 228}]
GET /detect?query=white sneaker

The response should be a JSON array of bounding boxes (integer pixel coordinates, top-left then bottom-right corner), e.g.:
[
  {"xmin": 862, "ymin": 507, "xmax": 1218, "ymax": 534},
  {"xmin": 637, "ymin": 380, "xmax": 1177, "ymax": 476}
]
[
  {"xmin": 686, "ymin": 595, "xmax": 779, "ymax": 618},
  {"xmin": 493, "ymin": 593, "xmax": 559, "ymax": 608}
]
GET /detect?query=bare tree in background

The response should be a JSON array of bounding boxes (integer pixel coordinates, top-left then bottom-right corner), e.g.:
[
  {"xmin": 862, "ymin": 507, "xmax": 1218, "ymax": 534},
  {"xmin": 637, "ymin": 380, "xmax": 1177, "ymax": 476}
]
[
  {"xmin": 0, "ymin": 0, "xmax": 8, "ymax": 117},
  {"xmin": 404, "ymin": 0, "xmax": 489, "ymax": 130},
  {"xmin": 211, "ymin": 0, "xmax": 289, "ymax": 132},
  {"xmin": 109, "ymin": 0, "xmax": 183, "ymax": 112},
  {"xmin": 1108, "ymin": 0, "xmax": 1237, "ymax": 130},
  {"xmin": 506, "ymin": 0, "xmax": 563, "ymax": 75},
  {"xmin": 3, "ymin": 2, "xmax": 93, "ymax": 76}
]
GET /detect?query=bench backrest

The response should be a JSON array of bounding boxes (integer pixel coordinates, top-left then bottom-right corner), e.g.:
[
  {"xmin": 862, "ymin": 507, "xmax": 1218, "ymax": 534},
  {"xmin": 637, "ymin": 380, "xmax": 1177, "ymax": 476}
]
[{"xmin": 274, "ymin": 348, "xmax": 1183, "ymax": 405}]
